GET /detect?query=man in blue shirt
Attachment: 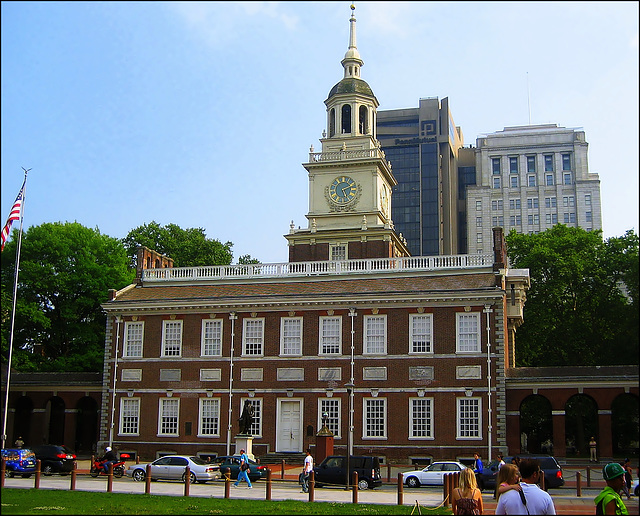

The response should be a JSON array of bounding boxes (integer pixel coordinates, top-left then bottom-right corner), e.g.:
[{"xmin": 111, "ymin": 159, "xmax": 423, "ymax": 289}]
[
  {"xmin": 233, "ymin": 449, "xmax": 252, "ymax": 489},
  {"xmin": 473, "ymin": 452, "xmax": 484, "ymax": 473}
]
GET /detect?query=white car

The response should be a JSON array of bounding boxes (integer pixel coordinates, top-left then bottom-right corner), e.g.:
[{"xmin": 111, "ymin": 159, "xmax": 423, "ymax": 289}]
[
  {"xmin": 126, "ymin": 455, "xmax": 220, "ymax": 483},
  {"xmin": 402, "ymin": 461, "xmax": 468, "ymax": 487}
]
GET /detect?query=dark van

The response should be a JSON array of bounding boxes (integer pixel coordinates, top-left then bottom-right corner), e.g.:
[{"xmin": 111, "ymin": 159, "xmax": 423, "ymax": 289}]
[{"xmin": 313, "ymin": 455, "xmax": 382, "ymax": 490}]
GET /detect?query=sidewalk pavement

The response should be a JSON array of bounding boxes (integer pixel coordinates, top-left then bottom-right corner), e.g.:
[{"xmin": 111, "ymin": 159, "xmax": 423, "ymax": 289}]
[{"xmin": 69, "ymin": 459, "xmax": 637, "ymax": 515}]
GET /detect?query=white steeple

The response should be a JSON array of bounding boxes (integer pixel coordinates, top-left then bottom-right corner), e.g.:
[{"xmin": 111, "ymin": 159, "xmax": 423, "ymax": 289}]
[{"xmin": 341, "ymin": 4, "xmax": 363, "ymax": 79}]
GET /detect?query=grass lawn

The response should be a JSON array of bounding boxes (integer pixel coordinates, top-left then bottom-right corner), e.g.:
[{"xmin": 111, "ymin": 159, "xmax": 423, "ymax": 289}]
[{"xmin": 1, "ymin": 488, "xmax": 452, "ymax": 515}]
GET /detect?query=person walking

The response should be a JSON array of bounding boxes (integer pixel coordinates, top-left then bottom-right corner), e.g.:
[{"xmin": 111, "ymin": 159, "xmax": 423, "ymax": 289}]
[
  {"xmin": 594, "ymin": 462, "xmax": 629, "ymax": 515},
  {"xmin": 590, "ymin": 436, "xmax": 598, "ymax": 462},
  {"xmin": 13, "ymin": 436, "xmax": 24, "ymax": 449},
  {"xmin": 451, "ymin": 467, "xmax": 483, "ymax": 515},
  {"xmin": 301, "ymin": 449, "xmax": 314, "ymax": 493},
  {"xmin": 495, "ymin": 458, "xmax": 556, "ymax": 515},
  {"xmin": 473, "ymin": 453, "xmax": 483, "ymax": 474},
  {"xmin": 233, "ymin": 449, "xmax": 252, "ymax": 489},
  {"xmin": 621, "ymin": 459, "xmax": 632, "ymax": 500}
]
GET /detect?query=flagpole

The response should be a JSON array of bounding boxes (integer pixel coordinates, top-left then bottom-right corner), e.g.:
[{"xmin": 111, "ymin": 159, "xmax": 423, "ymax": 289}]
[{"xmin": 1, "ymin": 169, "xmax": 29, "ymax": 450}]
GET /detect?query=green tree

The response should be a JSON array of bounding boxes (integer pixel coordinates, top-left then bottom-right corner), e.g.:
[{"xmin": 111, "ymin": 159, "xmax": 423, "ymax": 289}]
[
  {"xmin": 506, "ymin": 225, "xmax": 638, "ymax": 367},
  {"xmin": 1, "ymin": 222, "xmax": 135, "ymax": 372},
  {"xmin": 237, "ymin": 254, "xmax": 260, "ymax": 265},
  {"xmin": 122, "ymin": 221, "xmax": 234, "ymax": 267}
]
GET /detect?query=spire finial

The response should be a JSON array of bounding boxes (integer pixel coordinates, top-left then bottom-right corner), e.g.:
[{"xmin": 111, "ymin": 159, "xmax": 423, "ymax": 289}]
[{"xmin": 342, "ymin": 2, "xmax": 363, "ymax": 78}]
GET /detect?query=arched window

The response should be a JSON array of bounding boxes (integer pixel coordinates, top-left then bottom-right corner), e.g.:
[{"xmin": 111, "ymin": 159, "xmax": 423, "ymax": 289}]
[
  {"xmin": 329, "ymin": 109, "xmax": 336, "ymax": 138},
  {"xmin": 341, "ymin": 104, "xmax": 351, "ymax": 134},
  {"xmin": 611, "ymin": 393, "xmax": 639, "ymax": 457},
  {"xmin": 519, "ymin": 394, "xmax": 553, "ymax": 454},
  {"xmin": 565, "ymin": 394, "xmax": 598, "ymax": 457},
  {"xmin": 359, "ymin": 105, "xmax": 368, "ymax": 134}
]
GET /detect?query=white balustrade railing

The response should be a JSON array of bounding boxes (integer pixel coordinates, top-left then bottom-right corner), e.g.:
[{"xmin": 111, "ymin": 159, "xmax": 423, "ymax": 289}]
[
  {"xmin": 308, "ymin": 147, "xmax": 387, "ymax": 163},
  {"xmin": 142, "ymin": 254, "xmax": 494, "ymax": 283}
]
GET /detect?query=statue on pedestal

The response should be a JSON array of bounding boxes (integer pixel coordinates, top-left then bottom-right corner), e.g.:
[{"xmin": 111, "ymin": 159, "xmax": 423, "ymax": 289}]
[{"xmin": 238, "ymin": 399, "xmax": 254, "ymax": 435}]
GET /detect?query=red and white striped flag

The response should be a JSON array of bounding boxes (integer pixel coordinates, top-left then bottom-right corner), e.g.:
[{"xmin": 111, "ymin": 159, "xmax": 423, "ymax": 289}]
[{"xmin": 1, "ymin": 179, "xmax": 26, "ymax": 252}]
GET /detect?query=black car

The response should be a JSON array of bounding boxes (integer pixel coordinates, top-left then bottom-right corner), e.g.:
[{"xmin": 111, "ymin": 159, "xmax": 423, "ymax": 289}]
[
  {"xmin": 209, "ymin": 455, "xmax": 266, "ymax": 482},
  {"xmin": 31, "ymin": 445, "xmax": 76, "ymax": 475},
  {"xmin": 476, "ymin": 454, "xmax": 564, "ymax": 491},
  {"xmin": 313, "ymin": 455, "xmax": 382, "ymax": 490}
]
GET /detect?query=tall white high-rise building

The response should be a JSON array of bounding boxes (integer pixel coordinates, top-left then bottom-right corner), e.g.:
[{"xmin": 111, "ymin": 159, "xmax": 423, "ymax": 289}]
[{"xmin": 465, "ymin": 124, "xmax": 602, "ymax": 254}]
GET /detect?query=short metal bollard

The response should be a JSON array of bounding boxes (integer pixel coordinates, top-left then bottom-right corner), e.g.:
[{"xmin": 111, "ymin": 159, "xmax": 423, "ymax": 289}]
[
  {"xmin": 35, "ymin": 459, "xmax": 41, "ymax": 489},
  {"xmin": 281, "ymin": 459, "xmax": 285, "ymax": 480},
  {"xmin": 352, "ymin": 471, "xmax": 358, "ymax": 504},
  {"xmin": 70, "ymin": 463, "xmax": 77, "ymax": 491},
  {"xmin": 576, "ymin": 471, "xmax": 582, "ymax": 497},
  {"xmin": 145, "ymin": 464, "xmax": 152, "ymax": 494},
  {"xmin": 266, "ymin": 468, "xmax": 272, "ymax": 501},
  {"xmin": 587, "ymin": 466, "xmax": 591, "ymax": 487},
  {"xmin": 443, "ymin": 473, "xmax": 449, "ymax": 506},
  {"xmin": 107, "ymin": 463, "xmax": 113, "ymax": 493},
  {"xmin": 309, "ymin": 471, "xmax": 315, "ymax": 502},
  {"xmin": 224, "ymin": 467, "xmax": 231, "ymax": 498},
  {"xmin": 397, "ymin": 472, "xmax": 404, "ymax": 506},
  {"xmin": 184, "ymin": 466, "xmax": 190, "ymax": 497}
]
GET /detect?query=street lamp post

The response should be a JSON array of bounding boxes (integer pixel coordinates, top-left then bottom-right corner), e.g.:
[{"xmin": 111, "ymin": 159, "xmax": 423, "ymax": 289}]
[
  {"xmin": 344, "ymin": 382, "xmax": 355, "ymax": 489},
  {"xmin": 484, "ymin": 304, "xmax": 493, "ymax": 462},
  {"xmin": 226, "ymin": 312, "xmax": 237, "ymax": 456}
]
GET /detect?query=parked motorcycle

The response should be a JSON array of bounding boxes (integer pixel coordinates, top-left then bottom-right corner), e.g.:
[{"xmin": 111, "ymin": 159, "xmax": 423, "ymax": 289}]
[{"xmin": 89, "ymin": 454, "xmax": 129, "ymax": 478}]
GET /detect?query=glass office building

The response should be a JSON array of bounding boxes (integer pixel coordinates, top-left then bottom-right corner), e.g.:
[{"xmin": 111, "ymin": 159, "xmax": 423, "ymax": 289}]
[{"xmin": 377, "ymin": 97, "xmax": 467, "ymax": 256}]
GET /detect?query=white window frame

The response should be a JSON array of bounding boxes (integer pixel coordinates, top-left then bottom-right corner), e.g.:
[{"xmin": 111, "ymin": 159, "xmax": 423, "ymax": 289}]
[
  {"xmin": 158, "ymin": 397, "xmax": 180, "ymax": 436},
  {"xmin": 363, "ymin": 397, "xmax": 387, "ymax": 439},
  {"xmin": 240, "ymin": 398, "xmax": 262, "ymax": 437},
  {"xmin": 198, "ymin": 397, "xmax": 220, "ymax": 437},
  {"xmin": 242, "ymin": 318, "xmax": 264, "ymax": 356},
  {"xmin": 363, "ymin": 314, "xmax": 387, "ymax": 355},
  {"xmin": 319, "ymin": 316, "xmax": 342, "ymax": 355},
  {"xmin": 123, "ymin": 321, "xmax": 144, "ymax": 358},
  {"xmin": 201, "ymin": 318, "xmax": 223, "ymax": 357},
  {"xmin": 456, "ymin": 312, "xmax": 480, "ymax": 353},
  {"xmin": 409, "ymin": 397, "xmax": 434, "ymax": 439},
  {"xmin": 330, "ymin": 244, "xmax": 347, "ymax": 261},
  {"xmin": 409, "ymin": 313, "xmax": 433, "ymax": 354},
  {"xmin": 161, "ymin": 320, "xmax": 183, "ymax": 357},
  {"xmin": 119, "ymin": 397, "xmax": 140, "ymax": 436},
  {"xmin": 457, "ymin": 397, "xmax": 482, "ymax": 439},
  {"xmin": 319, "ymin": 398, "xmax": 341, "ymax": 438},
  {"xmin": 280, "ymin": 317, "xmax": 303, "ymax": 356}
]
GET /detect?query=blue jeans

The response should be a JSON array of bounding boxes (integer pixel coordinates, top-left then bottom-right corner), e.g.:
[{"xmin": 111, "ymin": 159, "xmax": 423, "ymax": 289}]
[{"xmin": 234, "ymin": 469, "xmax": 252, "ymax": 487}]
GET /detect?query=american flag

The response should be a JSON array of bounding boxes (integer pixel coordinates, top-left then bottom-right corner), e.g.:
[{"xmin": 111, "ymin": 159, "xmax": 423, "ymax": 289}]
[{"xmin": 1, "ymin": 179, "xmax": 26, "ymax": 252}]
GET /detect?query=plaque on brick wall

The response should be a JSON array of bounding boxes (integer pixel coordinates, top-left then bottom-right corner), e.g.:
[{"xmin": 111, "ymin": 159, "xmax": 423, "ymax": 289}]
[
  {"xmin": 456, "ymin": 365, "xmax": 482, "ymax": 379},
  {"xmin": 199, "ymin": 369, "xmax": 222, "ymax": 382},
  {"xmin": 409, "ymin": 366, "xmax": 434, "ymax": 381},
  {"xmin": 363, "ymin": 367, "xmax": 387, "ymax": 380},
  {"xmin": 318, "ymin": 367, "xmax": 341, "ymax": 381},
  {"xmin": 277, "ymin": 368, "xmax": 304, "ymax": 381},
  {"xmin": 241, "ymin": 368, "xmax": 264, "ymax": 381},
  {"xmin": 121, "ymin": 369, "xmax": 142, "ymax": 382},
  {"xmin": 159, "ymin": 369, "xmax": 181, "ymax": 382}
]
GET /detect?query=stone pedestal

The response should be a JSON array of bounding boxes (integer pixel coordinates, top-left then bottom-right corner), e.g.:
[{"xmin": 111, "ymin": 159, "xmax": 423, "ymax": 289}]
[
  {"xmin": 234, "ymin": 435, "xmax": 255, "ymax": 460},
  {"xmin": 315, "ymin": 425, "xmax": 334, "ymax": 465}
]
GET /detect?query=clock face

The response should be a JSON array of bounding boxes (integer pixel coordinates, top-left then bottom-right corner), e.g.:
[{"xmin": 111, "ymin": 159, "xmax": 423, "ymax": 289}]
[{"xmin": 329, "ymin": 176, "xmax": 357, "ymax": 205}]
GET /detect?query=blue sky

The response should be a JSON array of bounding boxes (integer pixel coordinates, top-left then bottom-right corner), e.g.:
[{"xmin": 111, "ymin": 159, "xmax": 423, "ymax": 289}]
[{"xmin": 2, "ymin": 1, "xmax": 638, "ymax": 264}]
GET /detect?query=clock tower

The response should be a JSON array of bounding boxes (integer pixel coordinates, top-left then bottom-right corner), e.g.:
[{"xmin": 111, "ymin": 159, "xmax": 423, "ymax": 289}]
[{"xmin": 286, "ymin": 4, "xmax": 409, "ymax": 262}]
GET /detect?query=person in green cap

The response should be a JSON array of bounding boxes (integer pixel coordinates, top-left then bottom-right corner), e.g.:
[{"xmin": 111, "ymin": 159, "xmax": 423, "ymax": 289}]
[{"xmin": 595, "ymin": 462, "xmax": 629, "ymax": 515}]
